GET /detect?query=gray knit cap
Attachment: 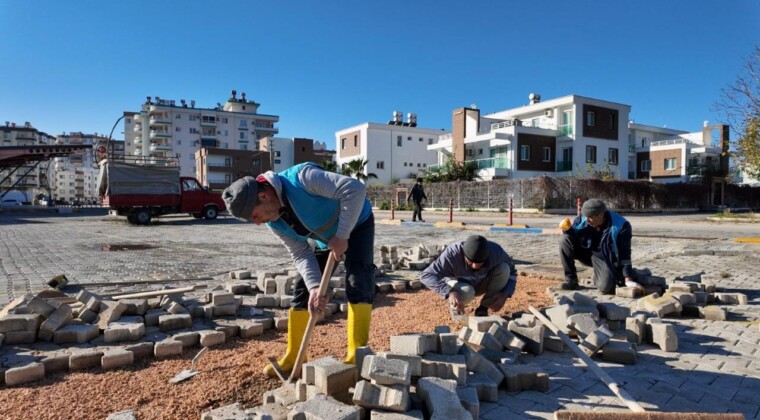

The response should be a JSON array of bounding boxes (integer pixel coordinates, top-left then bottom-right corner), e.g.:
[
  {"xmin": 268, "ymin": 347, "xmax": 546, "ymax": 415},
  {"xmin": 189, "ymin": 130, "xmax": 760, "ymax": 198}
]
[
  {"xmin": 222, "ymin": 176, "xmax": 259, "ymax": 221},
  {"xmin": 463, "ymin": 235, "xmax": 490, "ymax": 263},
  {"xmin": 581, "ymin": 198, "xmax": 607, "ymax": 217}
]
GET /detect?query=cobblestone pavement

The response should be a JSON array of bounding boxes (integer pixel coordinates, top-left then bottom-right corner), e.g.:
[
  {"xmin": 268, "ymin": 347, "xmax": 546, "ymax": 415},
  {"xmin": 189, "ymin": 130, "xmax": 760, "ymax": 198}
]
[{"xmin": 1, "ymin": 210, "xmax": 759, "ymax": 418}]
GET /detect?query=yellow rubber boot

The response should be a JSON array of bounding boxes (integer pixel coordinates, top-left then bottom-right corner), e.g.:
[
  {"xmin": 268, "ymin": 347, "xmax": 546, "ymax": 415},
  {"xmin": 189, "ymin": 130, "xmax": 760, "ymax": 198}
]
[
  {"xmin": 263, "ymin": 308, "xmax": 310, "ymax": 378},
  {"xmin": 344, "ymin": 303, "xmax": 372, "ymax": 364}
]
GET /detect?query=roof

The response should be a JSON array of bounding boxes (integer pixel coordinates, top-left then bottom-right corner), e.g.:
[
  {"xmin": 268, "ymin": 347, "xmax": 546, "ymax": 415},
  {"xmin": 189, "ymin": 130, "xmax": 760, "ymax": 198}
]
[{"xmin": 0, "ymin": 145, "xmax": 92, "ymax": 168}]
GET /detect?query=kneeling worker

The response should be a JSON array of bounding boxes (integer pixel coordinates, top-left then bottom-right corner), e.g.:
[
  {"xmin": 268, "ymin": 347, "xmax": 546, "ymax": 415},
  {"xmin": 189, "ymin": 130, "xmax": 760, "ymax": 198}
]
[
  {"xmin": 420, "ymin": 235, "xmax": 517, "ymax": 318},
  {"xmin": 223, "ymin": 162, "xmax": 375, "ymax": 378},
  {"xmin": 559, "ymin": 198, "xmax": 635, "ymax": 294}
]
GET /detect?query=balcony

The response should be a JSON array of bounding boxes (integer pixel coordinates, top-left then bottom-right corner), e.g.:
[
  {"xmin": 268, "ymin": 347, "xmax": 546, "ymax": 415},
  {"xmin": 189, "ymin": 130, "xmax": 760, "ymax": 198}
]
[
  {"xmin": 149, "ymin": 130, "xmax": 171, "ymax": 140},
  {"xmin": 556, "ymin": 160, "xmax": 573, "ymax": 172},
  {"xmin": 254, "ymin": 124, "xmax": 276, "ymax": 132},
  {"xmin": 16, "ymin": 134, "xmax": 35, "ymax": 141},
  {"xmin": 628, "ymin": 144, "xmax": 635, "ymax": 153},
  {"xmin": 687, "ymin": 162, "xmax": 723, "ymax": 177},
  {"xmin": 473, "ymin": 157, "xmax": 511, "ymax": 170},
  {"xmin": 150, "ymin": 116, "xmax": 172, "ymax": 126},
  {"xmin": 150, "ymin": 142, "xmax": 172, "ymax": 152},
  {"xmin": 200, "ymin": 131, "xmax": 217, "ymax": 140},
  {"xmin": 200, "ymin": 116, "xmax": 217, "ymax": 126},
  {"xmin": 133, "ymin": 125, "xmax": 142, "ymax": 133},
  {"xmin": 558, "ymin": 124, "xmax": 574, "ymax": 136},
  {"xmin": 135, "ymin": 137, "xmax": 143, "ymax": 145}
]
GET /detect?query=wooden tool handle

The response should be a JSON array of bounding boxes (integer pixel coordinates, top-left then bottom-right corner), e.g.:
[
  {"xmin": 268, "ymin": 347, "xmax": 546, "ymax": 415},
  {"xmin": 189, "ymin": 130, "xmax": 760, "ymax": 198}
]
[
  {"xmin": 528, "ymin": 306, "xmax": 645, "ymax": 413},
  {"xmin": 288, "ymin": 254, "xmax": 336, "ymax": 382}
]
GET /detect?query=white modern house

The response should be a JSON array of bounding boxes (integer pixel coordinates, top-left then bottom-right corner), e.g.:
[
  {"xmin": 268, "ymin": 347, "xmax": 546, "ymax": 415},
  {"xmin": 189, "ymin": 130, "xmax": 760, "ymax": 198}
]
[
  {"xmin": 335, "ymin": 112, "xmax": 447, "ymax": 184},
  {"xmin": 124, "ymin": 90, "xmax": 279, "ymax": 178},
  {"xmin": 429, "ymin": 94, "xmax": 632, "ymax": 180}
]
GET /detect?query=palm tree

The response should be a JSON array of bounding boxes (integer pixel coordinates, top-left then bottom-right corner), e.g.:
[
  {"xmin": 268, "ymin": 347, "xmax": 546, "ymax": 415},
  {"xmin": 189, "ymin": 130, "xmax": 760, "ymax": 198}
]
[
  {"xmin": 343, "ymin": 158, "xmax": 378, "ymax": 183},
  {"xmin": 319, "ymin": 159, "xmax": 339, "ymax": 173}
]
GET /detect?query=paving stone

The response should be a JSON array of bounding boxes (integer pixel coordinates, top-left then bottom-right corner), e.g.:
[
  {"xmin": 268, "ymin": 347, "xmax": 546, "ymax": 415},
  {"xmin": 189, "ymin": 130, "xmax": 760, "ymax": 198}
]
[
  {"xmin": 78, "ymin": 308, "xmax": 97, "ymax": 323},
  {"xmin": 275, "ymin": 317, "xmax": 288, "ymax": 331},
  {"xmin": 545, "ymin": 304, "xmax": 574, "ymax": 333},
  {"xmin": 212, "ymin": 303, "xmax": 236, "ymax": 317},
  {"xmin": 570, "ymin": 292, "xmax": 597, "ymax": 307},
  {"xmin": 213, "ymin": 319, "xmax": 240, "ymax": 338},
  {"xmin": 596, "ymin": 302, "xmax": 630, "ymax": 321},
  {"xmin": 102, "ymin": 348, "xmax": 134, "ymax": 369},
  {"xmin": 209, "ymin": 290, "xmax": 235, "ymax": 306},
  {"xmin": 70, "ymin": 349, "xmax": 104, "ymax": 370},
  {"xmin": 124, "ymin": 342, "xmax": 154, "ymax": 360},
  {"xmin": 118, "ymin": 299, "xmax": 148, "ymax": 316},
  {"xmin": 302, "ymin": 356, "xmax": 339, "ymax": 385},
  {"xmin": 487, "ymin": 323, "xmax": 526, "ymax": 351},
  {"xmin": 253, "ymin": 294, "xmax": 280, "ymax": 308},
  {"xmin": 86, "ymin": 297, "xmax": 103, "ymax": 312},
  {"xmin": 698, "ymin": 306, "xmax": 728, "ymax": 321},
  {"xmin": 625, "ymin": 315, "xmax": 646, "ymax": 345},
  {"xmin": 669, "ymin": 291, "xmax": 697, "ymax": 306},
  {"xmin": 543, "ymin": 334, "xmax": 565, "ymax": 352},
  {"xmin": 1, "ymin": 314, "xmax": 44, "ymax": 333},
  {"xmin": 416, "ymin": 377, "xmax": 472, "ymax": 420},
  {"xmin": 5, "ymin": 362, "xmax": 44, "ymax": 386},
  {"xmin": 643, "ymin": 295, "xmax": 682, "ymax": 317},
  {"xmin": 165, "ymin": 301, "xmax": 188, "ymax": 315},
  {"xmin": 27, "ymin": 296, "xmax": 56, "ymax": 318},
  {"xmin": 144, "ymin": 309, "xmax": 168, "ymax": 327},
  {"xmin": 715, "ymin": 292, "xmax": 748, "ymax": 305},
  {"xmin": 499, "ymin": 364, "xmax": 549, "ymax": 392},
  {"xmin": 159, "ymin": 314, "xmax": 192, "ymax": 332},
  {"xmin": 201, "ymin": 403, "xmax": 246, "ymax": 420},
  {"xmin": 313, "ymin": 362, "xmax": 356, "ymax": 395},
  {"xmin": 199, "ymin": 330, "xmax": 225, "ymax": 347},
  {"xmin": 389, "ymin": 334, "xmax": 437, "ymax": 356},
  {"xmin": 154, "ymin": 339, "xmax": 183, "ymax": 358},
  {"xmin": 579, "ymin": 325, "xmax": 613, "ymax": 356},
  {"xmin": 353, "ymin": 380, "xmax": 410, "ymax": 412},
  {"xmin": 507, "ymin": 321, "xmax": 545, "ymax": 355},
  {"xmin": 38, "ymin": 304, "xmax": 73, "ymax": 341},
  {"xmin": 361, "ymin": 355, "xmax": 411, "ymax": 386},
  {"xmin": 4, "ymin": 330, "xmax": 36, "ymax": 344},
  {"xmin": 54, "ymin": 324, "xmax": 100, "ymax": 344},
  {"xmin": 466, "ymin": 371, "xmax": 499, "ymax": 402},
  {"xmin": 647, "ymin": 320, "xmax": 678, "ymax": 352},
  {"xmin": 615, "ymin": 287, "xmax": 640, "ymax": 299},
  {"xmin": 468, "ymin": 315, "xmax": 508, "ymax": 332},
  {"xmin": 263, "ymin": 383, "xmax": 299, "ymax": 406},
  {"xmin": 458, "ymin": 344, "xmax": 504, "ymax": 386},
  {"xmin": 288, "ymin": 394, "xmax": 361, "ymax": 420},
  {"xmin": 601, "ymin": 340, "xmax": 636, "ymax": 364},
  {"xmin": 96, "ymin": 301, "xmax": 127, "ymax": 330},
  {"xmin": 476, "ymin": 347, "xmax": 520, "ymax": 365},
  {"xmin": 637, "ymin": 275, "xmax": 667, "ymax": 288},
  {"xmin": 458, "ymin": 327, "xmax": 502, "ymax": 351},
  {"xmin": 438, "ymin": 333, "xmax": 459, "ymax": 355},
  {"xmin": 41, "ymin": 353, "xmax": 70, "ymax": 374},
  {"xmin": 421, "ymin": 353, "xmax": 467, "ymax": 385},
  {"xmin": 567, "ymin": 313, "xmax": 598, "ymax": 338},
  {"xmin": 382, "ymin": 353, "xmax": 422, "ymax": 377},
  {"xmin": 369, "ymin": 410, "xmax": 423, "ymax": 419},
  {"xmin": 570, "ymin": 305, "xmax": 599, "ymax": 319},
  {"xmin": 457, "ymin": 386, "xmax": 479, "ymax": 420},
  {"xmin": 667, "ymin": 283, "xmax": 693, "ymax": 293},
  {"xmin": 106, "ymin": 410, "xmax": 136, "ymax": 420},
  {"xmin": 173, "ymin": 331, "xmax": 200, "ymax": 348},
  {"xmin": 238, "ymin": 320, "xmax": 264, "ymax": 339},
  {"xmin": 230, "ymin": 269, "xmax": 252, "ymax": 280},
  {"xmin": 104, "ymin": 321, "xmax": 145, "ymax": 343}
]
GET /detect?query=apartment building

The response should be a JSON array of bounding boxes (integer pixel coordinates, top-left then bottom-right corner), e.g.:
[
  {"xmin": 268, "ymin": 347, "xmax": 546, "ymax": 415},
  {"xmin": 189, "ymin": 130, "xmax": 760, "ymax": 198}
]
[
  {"xmin": 629, "ymin": 122, "xmax": 728, "ymax": 183},
  {"xmin": 51, "ymin": 132, "xmax": 107, "ymax": 203},
  {"xmin": 0, "ymin": 121, "xmax": 56, "ymax": 202},
  {"xmin": 429, "ymin": 94, "xmax": 632, "ymax": 181},
  {"xmin": 259, "ymin": 137, "xmax": 336, "ymax": 172},
  {"xmin": 124, "ymin": 90, "xmax": 279, "ymax": 178},
  {"xmin": 335, "ymin": 112, "xmax": 446, "ymax": 184},
  {"xmin": 195, "ymin": 148, "xmax": 271, "ymax": 192}
]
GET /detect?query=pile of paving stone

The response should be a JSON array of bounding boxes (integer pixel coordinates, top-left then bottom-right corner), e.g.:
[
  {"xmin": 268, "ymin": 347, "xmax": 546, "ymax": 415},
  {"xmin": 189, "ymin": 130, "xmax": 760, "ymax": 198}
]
[
  {"xmin": 377, "ymin": 243, "xmax": 447, "ymax": 271},
  {"xmin": 207, "ymin": 316, "xmax": 553, "ymax": 420},
  {"xmin": 0, "ymin": 262, "xmax": 423, "ymax": 387}
]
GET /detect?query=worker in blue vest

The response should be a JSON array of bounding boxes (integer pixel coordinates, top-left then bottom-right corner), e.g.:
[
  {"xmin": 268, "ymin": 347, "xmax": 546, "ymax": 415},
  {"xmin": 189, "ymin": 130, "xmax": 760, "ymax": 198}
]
[
  {"xmin": 559, "ymin": 198, "xmax": 636, "ymax": 294},
  {"xmin": 222, "ymin": 162, "xmax": 375, "ymax": 378}
]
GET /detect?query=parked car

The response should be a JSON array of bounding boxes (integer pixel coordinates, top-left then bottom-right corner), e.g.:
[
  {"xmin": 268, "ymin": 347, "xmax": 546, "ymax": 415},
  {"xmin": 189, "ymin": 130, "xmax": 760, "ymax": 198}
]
[{"xmin": 1, "ymin": 199, "xmax": 22, "ymax": 206}]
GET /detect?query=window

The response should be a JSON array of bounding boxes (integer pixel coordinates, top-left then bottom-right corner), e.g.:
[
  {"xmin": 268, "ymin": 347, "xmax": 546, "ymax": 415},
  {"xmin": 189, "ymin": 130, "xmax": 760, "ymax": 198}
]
[
  {"xmin": 665, "ymin": 158, "xmax": 676, "ymax": 170},
  {"xmin": 274, "ymin": 159, "xmax": 280, "ymax": 164},
  {"xmin": 542, "ymin": 147, "xmax": 551, "ymax": 162},
  {"xmin": 189, "ymin": 115, "xmax": 198, "ymax": 121},
  {"xmin": 586, "ymin": 111, "xmax": 596, "ymax": 127},
  {"xmin": 478, "ymin": 149, "xmax": 483, "ymax": 155},
  {"xmin": 274, "ymin": 151, "xmax": 281, "ymax": 157},
  {"xmin": 241, "ymin": 145, "xmax": 247, "ymax": 150},
  {"xmin": 224, "ymin": 130, "xmax": 228, "ymax": 136},
  {"xmin": 608, "ymin": 114, "xmax": 616, "ymax": 129},
  {"xmin": 608, "ymin": 148, "xmax": 618, "ymax": 165},
  {"xmin": 520, "ymin": 145, "xmax": 530, "ymax": 161},
  {"xmin": 641, "ymin": 160, "xmax": 651, "ymax": 172},
  {"xmin": 224, "ymin": 158, "xmax": 232, "ymax": 167},
  {"xmin": 177, "ymin": 140, "xmax": 182, "ymax": 145},
  {"xmin": 126, "ymin": 118, "xmax": 131, "ymax": 123},
  {"xmin": 403, "ymin": 162, "xmax": 407, "ymax": 167},
  {"xmin": 397, "ymin": 136, "xmax": 402, "ymax": 147},
  {"xmin": 175, "ymin": 127, "xmax": 181, "ymax": 132},
  {"xmin": 239, "ymin": 132, "xmax": 245, "ymax": 139},
  {"xmin": 354, "ymin": 135, "xmax": 357, "ymax": 147},
  {"xmin": 407, "ymin": 136, "xmax": 412, "ymax": 141},
  {"xmin": 376, "ymin": 161, "xmax": 385, "ymax": 170},
  {"xmin": 224, "ymin": 143, "xmax": 229, "ymax": 149},
  {"xmin": 175, "ymin": 114, "xmax": 181, "ymax": 119},
  {"xmin": 586, "ymin": 145, "xmax": 597, "ymax": 163},
  {"xmin": 240, "ymin": 120, "xmax": 247, "ymax": 127},
  {"xmin": 428, "ymin": 138, "xmax": 433, "ymax": 145},
  {"xmin": 419, "ymin": 137, "xmax": 423, "ymax": 142},
  {"xmin": 221, "ymin": 117, "xmax": 228, "ymax": 123},
  {"xmin": 341, "ymin": 138, "xmax": 346, "ymax": 149},
  {"xmin": 417, "ymin": 163, "xmax": 421, "ymax": 167},
  {"xmin": 423, "ymin": 163, "xmax": 427, "ymax": 167},
  {"xmin": 189, "ymin": 128, "xmax": 198, "ymax": 134}
]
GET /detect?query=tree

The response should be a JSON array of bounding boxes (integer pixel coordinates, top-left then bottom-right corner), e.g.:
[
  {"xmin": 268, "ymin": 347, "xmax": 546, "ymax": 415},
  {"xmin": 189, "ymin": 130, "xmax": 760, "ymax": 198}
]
[
  {"xmin": 715, "ymin": 46, "xmax": 760, "ymax": 178},
  {"xmin": 342, "ymin": 158, "xmax": 378, "ymax": 183},
  {"xmin": 421, "ymin": 154, "xmax": 479, "ymax": 182},
  {"xmin": 319, "ymin": 159, "xmax": 338, "ymax": 173}
]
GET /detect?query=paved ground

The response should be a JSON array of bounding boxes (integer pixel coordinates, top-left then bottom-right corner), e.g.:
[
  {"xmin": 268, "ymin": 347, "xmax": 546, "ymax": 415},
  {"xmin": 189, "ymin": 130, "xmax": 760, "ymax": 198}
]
[{"xmin": 1, "ymin": 208, "xmax": 759, "ymax": 418}]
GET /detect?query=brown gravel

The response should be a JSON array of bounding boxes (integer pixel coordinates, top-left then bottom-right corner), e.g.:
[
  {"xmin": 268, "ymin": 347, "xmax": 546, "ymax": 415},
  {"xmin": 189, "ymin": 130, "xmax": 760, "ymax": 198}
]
[{"xmin": 0, "ymin": 276, "xmax": 557, "ymax": 419}]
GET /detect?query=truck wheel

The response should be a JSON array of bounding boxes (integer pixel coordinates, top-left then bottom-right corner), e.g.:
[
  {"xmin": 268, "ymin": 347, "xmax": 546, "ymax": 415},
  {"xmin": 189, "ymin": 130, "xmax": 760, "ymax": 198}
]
[
  {"xmin": 203, "ymin": 205, "xmax": 218, "ymax": 220},
  {"xmin": 134, "ymin": 208, "xmax": 152, "ymax": 225}
]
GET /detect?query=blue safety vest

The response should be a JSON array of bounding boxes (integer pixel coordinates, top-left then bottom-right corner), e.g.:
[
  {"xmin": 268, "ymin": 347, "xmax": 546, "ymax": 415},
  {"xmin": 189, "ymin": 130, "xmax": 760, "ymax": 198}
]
[{"xmin": 268, "ymin": 162, "xmax": 371, "ymax": 246}]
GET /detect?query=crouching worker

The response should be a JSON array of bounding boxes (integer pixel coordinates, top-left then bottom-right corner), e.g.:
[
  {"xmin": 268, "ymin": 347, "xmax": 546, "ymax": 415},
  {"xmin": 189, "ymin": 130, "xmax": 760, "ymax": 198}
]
[
  {"xmin": 420, "ymin": 235, "xmax": 517, "ymax": 319},
  {"xmin": 223, "ymin": 162, "xmax": 375, "ymax": 377},
  {"xmin": 559, "ymin": 198, "xmax": 635, "ymax": 294}
]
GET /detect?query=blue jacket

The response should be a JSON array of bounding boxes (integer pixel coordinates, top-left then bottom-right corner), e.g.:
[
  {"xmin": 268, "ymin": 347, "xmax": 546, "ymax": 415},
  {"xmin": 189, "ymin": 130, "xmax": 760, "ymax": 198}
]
[{"xmin": 571, "ymin": 210, "xmax": 633, "ymax": 282}]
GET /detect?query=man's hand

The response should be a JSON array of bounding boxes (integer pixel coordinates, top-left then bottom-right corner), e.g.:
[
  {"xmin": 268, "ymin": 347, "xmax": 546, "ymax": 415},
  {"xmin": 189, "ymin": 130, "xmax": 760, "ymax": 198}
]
[
  {"xmin": 448, "ymin": 290, "xmax": 464, "ymax": 314},
  {"xmin": 487, "ymin": 292, "xmax": 509, "ymax": 312},
  {"xmin": 308, "ymin": 287, "xmax": 327, "ymax": 315},
  {"xmin": 327, "ymin": 236, "xmax": 348, "ymax": 261}
]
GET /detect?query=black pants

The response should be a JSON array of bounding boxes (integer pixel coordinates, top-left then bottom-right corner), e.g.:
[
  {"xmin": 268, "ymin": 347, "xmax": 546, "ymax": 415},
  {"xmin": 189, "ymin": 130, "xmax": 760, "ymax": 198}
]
[
  {"xmin": 292, "ymin": 214, "xmax": 376, "ymax": 308},
  {"xmin": 412, "ymin": 200, "xmax": 424, "ymax": 221},
  {"xmin": 559, "ymin": 234, "xmax": 618, "ymax": 295}
]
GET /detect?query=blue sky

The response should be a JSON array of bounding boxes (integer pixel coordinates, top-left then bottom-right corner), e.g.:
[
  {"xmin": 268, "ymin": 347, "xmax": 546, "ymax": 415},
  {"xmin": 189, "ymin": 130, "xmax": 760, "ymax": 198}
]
[{"xmin": 1, "ymin": 1, "xmax": 758, "ymax": 149}]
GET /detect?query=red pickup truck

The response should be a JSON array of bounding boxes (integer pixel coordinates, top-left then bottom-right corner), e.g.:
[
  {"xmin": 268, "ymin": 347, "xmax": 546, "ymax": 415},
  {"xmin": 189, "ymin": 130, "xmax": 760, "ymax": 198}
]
[{"xmin": 98, "ymin": 158, "xmax": 226, "ymax": 225}]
